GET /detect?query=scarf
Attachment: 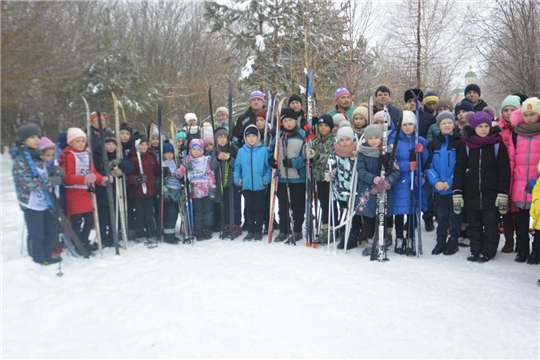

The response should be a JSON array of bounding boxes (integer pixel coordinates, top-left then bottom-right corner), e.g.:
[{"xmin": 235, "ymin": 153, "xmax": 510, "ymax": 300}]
[
  {"xmin": 514, "ymin": 121, "xmax": 540, "ymax": 137},
  {"xmin": 357, "ymin": 143, "xmax": 381, "ymax": 158},
  {"xmin": 463, "ymin": 133, "xmax": 502, "ymax": 149},
  {"xmin": 334, "ymin": 141, "xmax": 357, "ymax": 158}
]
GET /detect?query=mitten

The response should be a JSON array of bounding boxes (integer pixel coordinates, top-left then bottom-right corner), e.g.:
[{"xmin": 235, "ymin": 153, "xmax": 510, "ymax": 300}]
[
  {"xmin": 135, "ymin": 174, "xmax": 148, "ymax": 184},
  {"xmin": 48, "ymin": 176, "xmax": 63, "ymax": 188},
  {"xmin": 306, "ymin": 148, "xmax": 316, "ymax": 160},
  {"xmin": 84, "ymin": 173, "xmax": 96, "ymax": 184},
  {"xmin": 108, "ymin": 159, "xmax": 121, "ymax": 170},
  {"xmin": 268, "ymin": 156, "xmax": 277, "ymax": 169},
  {"xmin": 526, "ymin": 178, "xmax": 537, "ymax": 194},
  {"xmin": 184, "ymin": 161, "xmax": 194, "ymax": 171},
  {"xmin": 282, "ymin": 157, "xmax": 293, "ymax": 168},
  {"xmin": 415, "ymin": 143, "xmax": 424, "ymax": 153},
  {"xmin": 453, "ymin": 193, "xmax": 464, "ymax": 214},
  {"xmin": 109, "ymin": 168, "xmax": 123, "ymax": 177},
  {"xmin": 51, "ymin": 165, "xmax": 65, "ymax": 179},
  {"xmin": 101, "ymin": 176, "xmax": 112, "ymax": 186},
  {"xmin": 495, "ymin": 193, "xmax": 508, "ymax": 214}
]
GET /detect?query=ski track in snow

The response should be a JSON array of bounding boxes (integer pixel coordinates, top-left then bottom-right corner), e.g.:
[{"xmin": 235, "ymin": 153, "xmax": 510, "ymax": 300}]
[{"xmin": 1, "ymin": 154, "xmax": 539, "ymax": 359}]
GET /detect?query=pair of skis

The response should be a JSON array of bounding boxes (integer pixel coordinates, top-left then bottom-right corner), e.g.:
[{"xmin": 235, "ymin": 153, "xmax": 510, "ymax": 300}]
[{"xmin": 304, "ymin": 69, "xmax": 319, "ymax": 248}]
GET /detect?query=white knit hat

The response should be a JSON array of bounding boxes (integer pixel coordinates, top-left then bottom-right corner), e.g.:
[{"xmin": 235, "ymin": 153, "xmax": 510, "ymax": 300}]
[
  {"xmin": 336, "ymin": 122, "xmax": 355, "ymax": 142},
  {"xmin": 184, "ymin": 112, "xmax": 198, "ymax": 123},
  {"xmin": 402, "ymin": 111, "xmax": 417, "ymax": 125},
  {"xmin": 67, "ymin": 127, "xmax": 86, "ymax": 144}
]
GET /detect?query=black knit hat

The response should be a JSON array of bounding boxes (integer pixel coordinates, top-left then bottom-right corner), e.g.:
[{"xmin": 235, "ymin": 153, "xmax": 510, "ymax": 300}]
[
  {"xmin": 280, "ymin": 107, "xmax": 297, "ymax": 122},
  {"xmin": 464, "ymin": 84, "xmax": 481, "ymax": 97},
  {"xmin": 404, "ymin": 88, "xmax": 424, "ymax": 103},
  {"xmin": 513, "ymin": 93, "xmax": 529, "ymax": 104},
  {"xmin": 17, "ymin": 124, "xmax": 41, "ymax": 143},
  {"xmin": 120, "ymin": 122, "xmax": 133, "ymax": 134},
  {"xmin": 288, "ymin": 94, "xmax": 303, "ymax": 106},
  {"xmin": 317, "ymin": 114, "xmax": 334, "ymax": 129},
  {"xmin": 104, "ymin": 130, "xmax": 117, "ymax": 143}
]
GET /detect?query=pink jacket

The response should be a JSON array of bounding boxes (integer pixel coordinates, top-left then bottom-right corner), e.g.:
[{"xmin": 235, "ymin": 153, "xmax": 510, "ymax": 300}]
[
  {"xmin": 508, "ymin": 108, "xmax": 540, "ymax": 208},
  {"xmin": 496, "ymin": 116, "xmax": 514, "ymax": 149},
  {"xmin": 176, "ymin": 154, "xmax": 216, "ymax": 199}
]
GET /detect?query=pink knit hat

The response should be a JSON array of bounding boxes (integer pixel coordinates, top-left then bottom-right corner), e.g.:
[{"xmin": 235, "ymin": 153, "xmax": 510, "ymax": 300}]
[
  {"xmin": 334, "ymin": 87, "xmax": 351, "ymax": 101},
  {"xmin": 203, "ymin": 136, "xmax": 214, "ymax": 147},
  {"xmin": 39, "ymin": 137, "xmax": 55, "ymax": 151},
  {"xmin": 67, "ymin": 127, "xmax": 86, "ymax": 144}
]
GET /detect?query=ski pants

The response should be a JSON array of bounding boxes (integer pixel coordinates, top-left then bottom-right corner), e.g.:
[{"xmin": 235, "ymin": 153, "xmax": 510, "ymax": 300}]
[
  {"xmin": 243, "ymin": 189, "xmax": 265, "ymax": 234},
  {"xmin": 467, "ymin": 209, "xmax": 499, "ymax": 259},
  {"xmin": 24, "ymin": 209, "xmax": 57, "ymax": 263},
  {"xmin": 163, "ymin": 200, "xmax": 179, "ymax": 241},
  {"xmin": 193, "ymin": 196, "xmax": 213, "ymax": 231},
  {"xmin": 133, "ymin": 196, "xmax": 156, "ymax": 239},
  {"xmin": 317, "ymin": 180, "xmax": 338, "ymax": 227},
  {"xmin": 434, "ymin": 193, "xmax": 462, "ymax": 239},
  {"xmin": 277, "ymin": 182, "xmax": 306, "ymax": 234},
  {"xmin": 223, "ymin": 185, "xmax": 242, "ymax": 226},
  {"xmin": 98, "ymin": 205, "xmax": 114, "ymax": 247},
  {"xmin": 394, "ymin": 214, "xmax": 417, "ymax": 239},
  {"xmin": 71, "ymin": 212, "xmax": 94, "ymax": 245},
  {"xmin": 423, "ymin": 181, "xmax": 435, "ymax": 220},
  {"xmin": 517, "ymin": 207, "xmax": 537, "ymax": 247},
  {"xmin": 337, "ymin": 200, "xmax": 361, "ymax": 236}
]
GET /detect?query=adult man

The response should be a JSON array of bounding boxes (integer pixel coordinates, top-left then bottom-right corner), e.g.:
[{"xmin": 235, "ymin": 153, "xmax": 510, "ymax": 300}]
[
  {"xmin": 233, "ymin": 90, "xmax": 265, "ymax": 146},
  {"xmin": 327, "ymin": 87, "xmax": 355, "ymax": 121},
  {"xmin": 404, "ymin": 89, "xmax": 436, "ymax": 139},
  {"xmin": 373, "ymin": 85, "xmax": 402, "ymax": 126},
  {"xmin": 464, "ymin": 84, "xmax": 488, "ymax": 112},
  {"xmin": 423, "ymin": 91, "xmax": 439, "ymax": 115},
  {"xmin": 288, "ymin": 94, "xmax": 307, "ymax": 128},
  {"xmin": 89, "ymin": 111, "xmax": 107, "ymax": 153}
]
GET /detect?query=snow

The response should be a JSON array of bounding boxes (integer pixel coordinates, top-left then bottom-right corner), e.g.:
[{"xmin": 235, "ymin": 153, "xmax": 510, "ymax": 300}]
[
  {"xmin": 240, "ymin": 55, "xmax": 257, "ymax": 80},
  {"xmin": 255, "ymin": 34, "xmax": 265, "ymax": 52},
  {"xmin": 2, "ymin": 153, "xmax": 539, "ymax": 359}
]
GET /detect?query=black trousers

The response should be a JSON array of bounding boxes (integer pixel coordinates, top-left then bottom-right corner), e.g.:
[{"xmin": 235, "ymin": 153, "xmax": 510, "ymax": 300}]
[
  {"xmin": 243, "ymin": 189, "xmax": 265, "ymax": 234},
  {"xmin": 317, "ymin": 180, "xmax": 338, "ymax": 227},
  {"xmin": 24, "ymin": 209, "xmax": 57, "ymax": 263},
  {"xmin": 193, "ymin": 196, "xmax": 213, "ymax": 231},
  {"xmin": 394, "ymin": 214, "xmax": 417, "ymax": 239},
  {"xmin": 133, "ymin": 196, "xmax": 156, "ymax": 239},
  {"xmin": 467, "ymin": 209, "xmax": 500, "ymax": 259},
  {"xmin": 98, "ymin": 205, "xmax": 114, "ymax": 247},
  {"xmin": 277, "ymin": 182, "xmax": 306, "ymax": 234},
  {"xmin": 71, "ymin": 212, "xmax": 94, "ymax": 245}
]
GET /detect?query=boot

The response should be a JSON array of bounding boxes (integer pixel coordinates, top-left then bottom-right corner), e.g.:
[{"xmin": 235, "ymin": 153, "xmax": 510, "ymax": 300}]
[
  {"xmin": 313, "ymin": 230, "xmax": 329, "ymax": 245},
  {"xmin": 274, "ymin": 233, "xmax": 287, "ymax": 242},
  {"xmin": 515, "ymin": 241, "xmax": 530, "ymax": 263},
  {"xmin": 204, "ymin": 228, "xmax": 213, "ymax": 240},
  {"xmin": 233, "ymin": 225, "xmax": 243, "ymax": 238},
  {"xmin": 527, "ymin": 240, "xmax": 539, "ymax": 265},
  {"xmin": 394, "ymin": 238, "xmax": 404, "ymax": 255},
  {"xmin": 443, "ymin": 238, "xmax": 459, "ymax": 256},
  {"xmin": 384, "ymin": 233, "xmax": 393, "ymax": 248},
  {"xmin": 346, "ymin": 233, "xmax": 358, "ymax": 250},
  {"xmin": 432, "ymin": 236, "xmax": 446, "ymax": 255},
  {"xmin": 501, "ymin": 224, "xmax": 515, "ymax": 253},
  {"xmin": 424, "ymin": 217, "xmax": 435, "ymax": 232},
  {"xmin": 405, "ymin": 238, "xmax": 416, "ymax": 256},
  {"xmin": 195, "ymin": 230, "xmax": 205, "ymax": 241},
  {"xmin": 337, "ymin": 236, "xmax": 345, "ymax": 249}
]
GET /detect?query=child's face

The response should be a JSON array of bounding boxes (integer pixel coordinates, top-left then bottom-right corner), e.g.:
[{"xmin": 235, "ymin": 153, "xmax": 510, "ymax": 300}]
[
  {"xmin": 23, "ymin": 135, "xmax": 40, "ymax": 149},
  {"xmin": 246, "ymin": 134, "xmax": 258, "ymax": 146},
  {"xmin": 190, "ymin": 148, "xmax": 202, "ymax": 158},
  {"xmin": 353, "ymin": 114, "xmax": 367, "ymax": 129},
  {"xmin": 164, "ymin": 152, "xmax": 174, "ymax": 161},
  {"xmin": 437, "ymin": 106, "xmax": 451, "ymax": 114},
  {"xmin": 318, "ymin": 123, "xmax": 331, "ymax": 136},
  {"xmin": 289, "ymin": 100, "xmax": 302, "ymax": 112},
  {"xmin": 367, "ymin": 136, "xmax": 382, "ymax": 148},
  {"xmin": 282, "ymin": 117, "xmax": 296, "ymax": 131},
  {"xmin": 205, "ymin": 144, "xmax": 214, "ymax": 152},
  {"xmin": 217, "ymin": 134, "xmax": 228, "ymax": 146},
  {"xmin": 120, "ymin": 130, "xmax": 131, "ymax": 143},
  {"xmin": 151, "ymin": 136, "xmax": 159, "ymax": 147},
  {"xmin": 187, "ymin": 119, "xmax": 197, "ymax": 127},
  {"xmin": 42, "ymin": 148, "xmax": 54, "ymax": 164},
  {"xmin": 439, "ymin": 119, "xmax": 454, "ymax": 135},
  {"xmin": 402, "ymin": 123, "xmax": 415, "ymax": 136},
  {"xmin": 105, "ymin": 142, "xmax": 116, "ymax": 153},
  {"xmin": 501, "ymin": 106, "xmax": 517, "ymax": 122},
  {"xmin": 522, "ymin": 111, "xmax": 540, "ymax": 125},
  {"xmin": 216, "ymin": 112, "xmax": 228, "ymax": 124},
  {"xmin": 474, "ymin": 123, "xmax": 490, "ymax": 137},
  {"xmin": 457, "ymin": 110, "xmax": 468, "ymax": 124},
  {"xmin": 138, "ymin": 142, "xmax": 148, "ymax": 154},
  {"xmin": 338, "ymin": 136, "xmax": 353, "ymax": 147},
  {"xmin": 177, "ymin": 138, "xmax": 185, "ymax": 148},
  {"xmin": 71, "ymin": 137, "xmax": 86, "ymax": 151},
  {"xmin": 256, "ymin": 116, "xmax": 266, "ymax": 130},
  {"xmin": 466, "ymin": 90, "xmax": 479, "ymax": 104}
]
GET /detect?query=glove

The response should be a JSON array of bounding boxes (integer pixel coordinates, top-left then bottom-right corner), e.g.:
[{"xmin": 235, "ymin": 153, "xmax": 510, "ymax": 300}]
[
  {"xmin": 48, "ymin": 176, "xmax": 63, "ymax": 188},
  {"xmin": 109, "ymin": 168, "xmax": 123, "ymax": 177},
  {"xmin": 163, "ymin": 167, "xmax": 171, "ymax": 181},
  {"xmin": 268, "ymin": 156, "xmax": 277, "ymax": 169},
  {"xmin": 135, "ymin": 174, "xmax": 147, "ymax": 184},
  {"xmin": 209, "ymin": 188, "xmax": 216, "ymax": 200},
  {"xmin": 526, "ymin": 178, "xmax": 537, "ymax": 194},
  {"xmin": 108, "ymin": 159, "xmax": 121, "ymax": 170},
  {"xmin": 324, "ymin": 169, "xmax": 336, "ymax": 182},
  {"xmin": 306, "ymin": 148, "xmax": 316, "ymax": 160},
  {"xmin": 184, "ymin": 161, "xmax": 194, "ymax": 172},
  {"xmin": 415, "ymin": 143, "xmax": 424, "ymax": 153},
  {"xmin": 282, "ymin": 157, "xmax": 293, "ymax": 168},
  {"xmin": 101, "ymin": 176, "xmax": 112, "ymax": 186},
  {"xmin": 370, "ymin": 178, "xmax": 391, "ymax": 195},
  {"xmin": 453, "ymin": 194, "xmax": 464, "ymax": 214},
  {"xmin": 84, "ymin": 173, "xmax": 96, "ymax": 184},
  {"xmin": 409, "ymin": 161, "xmax": 417, "ymax": 171},
  {"xmin": 51, "ymin": 165, "xmax": 65, "ymax": 179},
  {"xmin": 495, "ymin": 193, "xmax": 508, "ymax": 214}
]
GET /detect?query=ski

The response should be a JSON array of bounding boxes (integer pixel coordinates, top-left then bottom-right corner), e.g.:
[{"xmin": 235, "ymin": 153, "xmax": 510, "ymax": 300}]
[
  {"xmin": 410, "ymin": 89, "xmax": 423, "ymax": 257},
  {"xmin": 209, "ymin": 86, "xmax": 216, "ymax": 130},
  {"xmin": 304, "ymin": 69, "xmax": 317, "ymax": 248},
  {"xmin": 368, "ymin": 96, "xmax": 374, "ymax": 124},
  {"xmin": 156, "ymin": 102, "xmax": 164, "ymax": 247},
  {"xmin": 227, "ymin": 83, "xmax": 234, "ymax": 240},
  {"xmin": 112, "ymin": 92, "xmax": 129, "ymax": 249}
]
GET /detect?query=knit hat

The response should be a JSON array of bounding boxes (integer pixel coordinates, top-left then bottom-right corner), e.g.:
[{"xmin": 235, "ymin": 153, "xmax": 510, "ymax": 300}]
[
  {"xmin": 436, "ymin": 111, "xmax": 455, "ymax": 127},
  {"xmin": 464, "ymin": 111, "xmax": 475, "ymax": 124},
  {"xmin": 215, "ymin": 106, "xmax": 228, "ymax": 116},
  {"xmin": 402, "ymin": 111, "xmax": 417, "ymax": 125},
  {"xmin": 372, "ymin": 111, "xmax": 385, "ymax": 123},
  {"xmin": 150, "ymin": 124, "xmax": 160, "ymax": 138},
  {"xmin": 203, "ymin": 135, "xmax": 214, "ymax": 147},
  {"xmin": 17, "ymin": 124, "xmax": 41, "ymax": 143},
  {"xmin": 176, "ymin": 130, "xmax": 187, "ymax": 140},
  {"xmin": 67, "ymin": 127, "xmax": 86, "ymax": 144},
  {"xmin": 288, "ymin": 94, "xmax": 303, "ymax": 106},
  {"xmin": 464, "ymin": 84, "xmax": 481, "ymax": 96},
  {"xmin": 424, "ymin": 91, "xmax": 439, "ymax": 104},
  {"xmin": 255, "ymin": 108, "xmax": 266, "ymax": 119},
  {"xmin": 404, "ymin": 88, "xmax": 424, "ymax": 103},
  {"xmin": 435, "ymin": 98, "xmax": 454, "ymax": 113},
  {"xmin": 334, "ymin": 87, "xmax": 351, "ymax": 101},
  {"xmin": 375, "ymin": 85, "xmax": 391, "ymax": 96},
  {"xmin": 332, "ymin": 113, "xmax": 347, "ymax": 127},
  {"xmin": 189, "ymin": 138, "xmax": 203, "ymax": 150},
  {"xmin": 120, "ymin": 122, "xmax": 133, "ymax": 135},
  {"xmin": 513, "ymin": 93, "xmax": 528, "ymax": 104},
  {"xmin": 455, "ymin": 98, "xmax": 474, "ymax": 113},
  {"xmin": 470, "ymin": 109, "xmax": 493, "ymax": 130},
  {"xmin": 280, "ymin": 107, "xmax": 297, "ymax": 122},
  {"xmin": 56, "ymin": 131, "xmax": 68, "ymax": 150},
  {"xmin": 104, "ymin": 131, "xmax": 116, "ymax": 143},
  {"xmin": 500, "ymin": 95, "xmax": 521, "ymax": 112},
  {"xmin": 336, "ymin": 123, "xmax": 355, "ymax": 142},
  {"xmin": 162, "ymin": 141, "xmax": 174, "ymax": 154},
  {"xmin": 244, "ymin": 125, "xmax": 259, "ymax": 138},
  {"xmin": 134, "ymin": 133, "xmax": 148, "ymax": 144},
  {"xmin": 214, "ymin": 127, "xmax": 229, "ymax": 142},
  {"xmin": 522, "ymin": 97, "xmax": 540, "ymax": 114},
  {"xmin": 184, "ymin": 112, "xmax": 197, "ymax": 123},
  {"xmin": 250, "ymin": 90, "xmax": 265, "ymax": 102},
  {"xmin": 363, "ymin": 124, "xmax": 383, "ymax": 139},
  {"xmin": 90, "ymin": 112, "xmax": 105, "ymax": 123},
  {"xmin": 353, "ymin": 106, "xmax": 368, "ymax": 121},
  {"xmin": 39, "ymin": 137, "xmax": 55, "ymax": 151},
  {"xmin": 317, "ymin": 114, "xmax": 334, "ymax": 129}
]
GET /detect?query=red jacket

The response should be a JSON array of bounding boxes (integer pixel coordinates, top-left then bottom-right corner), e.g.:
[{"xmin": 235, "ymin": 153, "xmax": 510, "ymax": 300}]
[
  {"xmin": 60, "ymin": 146, "xmax": 104, "ymax": 219},
  {"xmin": 127, "ymin": 148, "xmax": 160, "ymax": 198}
]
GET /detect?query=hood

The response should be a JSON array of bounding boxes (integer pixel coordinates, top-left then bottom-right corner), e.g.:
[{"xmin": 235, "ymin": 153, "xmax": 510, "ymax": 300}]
[{"xmin": 510, "ymin": 108, "xmax": 525, "ymax": 127}]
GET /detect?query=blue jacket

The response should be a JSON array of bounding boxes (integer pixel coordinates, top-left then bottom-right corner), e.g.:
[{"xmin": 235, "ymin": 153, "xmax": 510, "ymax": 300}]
[
  {"xmin": 234, "ymin": 143, "xmax": 271, "ymax": 191},
  {"xmin": 426, "ymin": 129, "xmax": 460, "ymax": 195},
  {"xmin": 269, "ymin": 127, "xmax": 306, "ymax": 184},
  {"xmin": 388, "ymin": 130, "xmax": 429, "ymax": 215}
]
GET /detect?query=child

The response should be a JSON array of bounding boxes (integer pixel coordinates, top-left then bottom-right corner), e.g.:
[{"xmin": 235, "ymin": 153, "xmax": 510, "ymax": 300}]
[
  {"xmin": 454, "ymin": 98, "xmax": 474, "ymax": 129},
  {"xmin": 332, "ymin": 113, "xmax": 347, "ymax": 133},
  {"xmin": 234, "ymin": 125, "xmax": 271, "ymax": 241},
  {"xmin": 426, "ymin": 111, "xmax": 462, "ymax": 255},
  {"xmin": 119, "ymin": 123, "xmax": 136, "ymax": 238},
  {"xmin": 255, "ymin": 108, "xmax": 273, "ymax": 233},
  {"xmin": 185, "ymin": 112, "xmax": 200, "ymax": 148},
  {"xmin": 215, "ymin": 107, "xmax": 229, "ymax": 130},
  {"xmin": 269, "ymin": 108, "xmax": 306, "ymax": 243},
  {"xmin": 120, "ymin": 123, "xmax": 134, "ymax": 158},
  {"xmin": 388, "ymin": 111, "xmax": 429, "ymax": 255},
  {"xmin": 210, "ymin": 128, "xmax": 242, "ymax": 238},
  {"xmin": 12, "ymin": 124, "xmax": 64, "ymax": 264},
  {"xmin": 39, "ymin": 137, "xmax": 56, "ymax": 165},
  {"xmin": 176, "ymin": 130, "xmax": 187, "ymax": 162},
  {"xmin": 354, "ymin": 124, "xmax": 399, "ymax": 251},
  {"xmin": 453, "ymin": 109, "xmax": 510, "ymax": 262},
  {"xmin": 127, "ymin": 134, "xmax": 160, "ymax": 243},
  {"xmin": 203, "ymin": 136, "xmax": 214, "ymax": 156},
  {"xmin": 530, "ymin": 161, "xmax": 540, "ymax": 263},
  {"xmin": 508, "ymin": 97, "xmax": 540, "ymax": 264},
  {"xmin": 308, "ymin": 114, "xmax": 336, "ymax": 244},
  {"xmin": 426, "ymin": 98, "xmax": 454, "ymax": 142},
  {"xmin": 162, "ymin": 141, "xmax": 182, "ymax": 244},
  {"xmin": 177, "ymin": 139, "xmax": 216, "ymax": 241},
  {"xmin": 352, "ymin": 106, "xmax": 368, "ymax": 138},
  {"xmin": 61, "ymin": 127, "xmax": 108, "ymax": 253}
]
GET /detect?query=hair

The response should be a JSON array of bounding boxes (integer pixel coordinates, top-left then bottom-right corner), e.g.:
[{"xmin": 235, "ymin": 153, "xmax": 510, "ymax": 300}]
[{"xmin": 375, "ymin": 85, "xmax": 391, "ymax": 96}]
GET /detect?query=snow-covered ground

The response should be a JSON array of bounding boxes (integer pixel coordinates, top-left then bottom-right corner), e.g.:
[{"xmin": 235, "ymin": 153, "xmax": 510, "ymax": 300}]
[{"xmin": 2, "ymin": 153, "xmax": 539, "ymax": 359}]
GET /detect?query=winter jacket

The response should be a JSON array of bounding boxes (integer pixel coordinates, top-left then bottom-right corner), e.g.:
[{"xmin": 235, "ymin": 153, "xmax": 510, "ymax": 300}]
[
  {"xmin": 325, "ymin": 152, "xmax": 355, "ymax": 202},
  {"xmin": 127, "ymin": 148, "xmax": 160, "ymax": 198},
  {"xmin": 426, "ymin": 129, "xmax": 461, "ymax": 195},
  {"xmin": 327, "ymin": 106, "xmax": 355, "ymax": 122},
  {"xmin": 531, "ymin": 177, "xmax": 540, "ymax": 230},
  {"xmin": 234, "ymin": 139, "xmax": 271, "ymax": 192},
  {"xmin": 269, "ymin": 127, "xmax": 306, "ymax": 184},
  {"xmin": 453, "ymin": 128, "xmax": 510, "ymax": 211},
  {"xmin": 311, "ymin": 133, "xmax": 336, "ymax": 181},
  {"xmin": 508, "ymin": 108, "xmax": 540, "ymax": 208},
  {"xmin": 211, "ymin": 143, "xmax": 238, "ymax": 190},
  {"xmin": 176, "ymin": 154, "xmax": 216, "ymax": 199},
  {"xmin": 355, "ymin": 149, "xmax": 400, "ymax": 218},
  {"xmin": 473, "ymin": 99, "xmax": 488, "ymax": 112},
  {"xmin": 496, "ymin": 116, "xmax": 514, "ymax": 150},
  {"xmin": 387, "ymin": 131, "xmax": 429, "ymax": 215},
  {"xmin": 417, "ymin": 109, "xmax": 436, "ymax": 139},
  {"xmin": 426, "ymin": 123, "xmax": 440, "ymax": 142},
  {"xmin": 61, "ymin": 145, "xmax": 104, "ymax": 218},
  {"xmin": 163, "ymin": 158, "xmax": 181, "ymax": 202},
  {"xmin": 93, "ymin": 149, "xmax": 133, "ymax": 206}
]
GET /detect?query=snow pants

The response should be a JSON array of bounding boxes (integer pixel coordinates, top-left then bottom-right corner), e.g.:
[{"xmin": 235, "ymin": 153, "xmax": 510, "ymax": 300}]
[
  {"xmin": 467, "ymin": 209, "xmax": 499, "ymax": 259},
  {"xmin": 223, "ymin": 185, "xmax": 242, "ymax": 226},
  {"xmin": 277, "ymin": 182, "xmax": 306, "ymax": 234},
  {"xmin": 434, "ymin": 193, "xmax": 462, "ymax": 239},
  {"xmin": 163, "ymin": 200, "xmax": 179, "ymax": 241},
  {"xmin": 133, "ymin": 197, "xmax": 156, "ymax": 239},
  {"xmin": 193, "ymin": 196, "xmax": 213, "ymax": 231},
  {"xmin": 24, "ymin": 209, "xmax": 57, "ymax": 263},
  {"xmin": 71, "ymin": 211, "xmax": 94, "ymax": 245},
  {"xmin": 243, "ymin": 189, "xmax": 265, "ymax": 235}
]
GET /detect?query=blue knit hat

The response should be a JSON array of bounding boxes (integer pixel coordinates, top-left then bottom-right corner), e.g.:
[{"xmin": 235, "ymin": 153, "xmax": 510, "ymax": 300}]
[
  {"xmin": 162, "ymin": 141, "xmax": 174, "ymax": 154},
  {"xmin": 455, "ymin": 98, "xmax": 474, "ymax": 114},
  {"xmin": 56, "ymin": 131, "xmax": 68, "ymax": 150},
  {"xmin": 176, "ymin": 130, "xmax": 187, "ymax": 140},
  {"xmin": 464, "ymin": 84, "xmax": 481, "ymax": 97}
]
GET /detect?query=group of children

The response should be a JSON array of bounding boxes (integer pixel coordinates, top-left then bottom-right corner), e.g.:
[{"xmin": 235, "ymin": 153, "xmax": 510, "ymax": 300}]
[{"xmin": 11, "ymin": 87, "xmax": 540, "ymax": 267}]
